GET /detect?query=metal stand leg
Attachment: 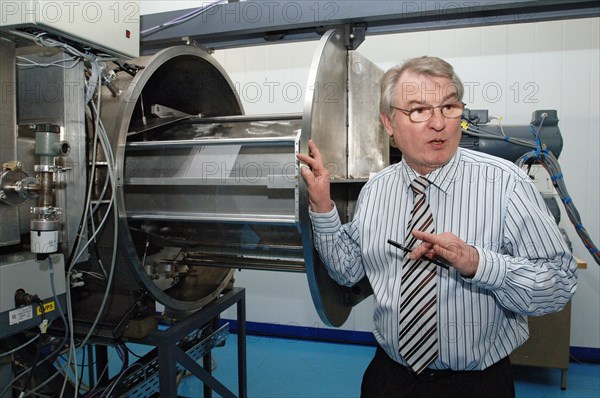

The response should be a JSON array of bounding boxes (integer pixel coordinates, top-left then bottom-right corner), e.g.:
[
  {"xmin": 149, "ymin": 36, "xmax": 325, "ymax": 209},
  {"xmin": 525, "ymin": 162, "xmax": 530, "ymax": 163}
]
[
  {"xmin": 157, "ymin": 341, "xmax": 178, "ymax": 397},
  {"xmin": 87, "ymin": 345, "xmax": 95, "ymax": 388},
  {"xmin": 144, "ymin": 287, "xmax": 246, "ymax": 398},
  {"xmin": 238, "ymin": 293, "xmax": 247, "ymax": 398},
  {"xmin": 96, "ymin": 345, "xmax": 109, "ymax": 387},
  {"xmin": 203, "ymin": 352, "xmax": 212, "ymax": 398},
  {"xmin": 561, "ymin": 368, "xmax": 568, "ymax": 390}
]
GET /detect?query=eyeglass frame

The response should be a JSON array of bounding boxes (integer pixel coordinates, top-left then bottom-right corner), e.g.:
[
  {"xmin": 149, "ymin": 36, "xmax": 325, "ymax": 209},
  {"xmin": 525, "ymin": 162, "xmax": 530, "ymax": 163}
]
[{"xmin": 391, "ymin": 101, "xmax": 466, "ymax": 123}]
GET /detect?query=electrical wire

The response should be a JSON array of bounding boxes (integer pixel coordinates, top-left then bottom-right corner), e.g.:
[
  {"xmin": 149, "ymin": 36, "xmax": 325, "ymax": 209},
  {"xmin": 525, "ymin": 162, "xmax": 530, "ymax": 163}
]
[
  {"xmin": 121, "ymin": 342, "xmax": 145, "ymax": 360},
  {"xmin": 4, "ymin": 354, "xmax": 64, "ymax": 398},
  {"xmin": 31, "ymin": 56, "xmax": 113, "ymax": 397},
  {"xmin": 462, "ymin": 116, "xmax": 600, "ymax": 265},
  {"xmin": 77, "ymin": 348, "xmax": 89, "ymax": 392},
  {"xmin": 59, "ymin": 63, "xmax": 108, "ymax": 397},
  {"xmin": 6, "ymin": 33, "xmax": 121, "ymax": 396},
  {"xmin": 21, "ymin": 256, "xmax": 70, "ymax": 398},
  {"xmin": 61, "ymin": 68, "xmax": 120, "ymax": 397},
  {"xmin": 140, "ymin": 0, "xmax": 226, "ymax": 37},
  {"xmin": 70, "ymin": 65, "xmax": 115, "ymax": 266},
  {"xmin": 100, "ymin": 363, "xmax": 144, "ymax": 397},
  {"xmin": 62, "ymin": 59, "xmax": 117, "ymax": 397},
  {"xmin": 515, "ymin": 149, "xmax": 600, "ymax": 265},
  {"xmin": 19, "ymin": 323, "xmax": 43, "ymax": 398},
  {"xmin": 0, "ymin": 26, "xmax": 125, "ymax": 397},
  {"xmin": 0, "ymin": 334, "xmax": 40, "ymax": 359},
  {"xmin": 1, "ymin": 256, "xmax": 69, "ymax": 398},
  {"xmin": 462, "ymin": 122, "xmax": 538, "ymax": 149},
  {"xmin": 84, "ymin": 360, "xmax": 110, "ymax": 397},
  {"xmin": 52, "ymin": 345, "xmax": 121, "ymax": 394},
  {"xmin": 71, "ymin": 97, "xmax": 112, "ymax": 280},
  {"xmin": 16, "ymin": 55, "xmax": 80, "ymax": 69},
  {"xmin": 52, "ymin": 357, "xmax": 90, "ymax": 392},
  {"xmin": 77, "ymin": 271, "xmax": 107, "ymax": 280}
]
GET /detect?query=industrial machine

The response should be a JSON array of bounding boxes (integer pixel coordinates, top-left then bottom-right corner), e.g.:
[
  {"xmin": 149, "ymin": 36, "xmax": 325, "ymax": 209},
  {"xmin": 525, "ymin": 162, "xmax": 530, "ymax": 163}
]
[
  {"xmin": 0, "ymin": 17, "xmax": 390, "ymax": 394},
  {"xmin": 1, "ymin": 1, "xmax": 598, "ymax": 396}
]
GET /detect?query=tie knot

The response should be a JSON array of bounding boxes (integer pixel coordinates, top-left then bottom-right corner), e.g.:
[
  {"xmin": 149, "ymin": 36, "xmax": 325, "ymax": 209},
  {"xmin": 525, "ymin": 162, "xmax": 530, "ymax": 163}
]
[{"xmin": 410, "ymin": 176, "xmax": 430, "ymax": 196}]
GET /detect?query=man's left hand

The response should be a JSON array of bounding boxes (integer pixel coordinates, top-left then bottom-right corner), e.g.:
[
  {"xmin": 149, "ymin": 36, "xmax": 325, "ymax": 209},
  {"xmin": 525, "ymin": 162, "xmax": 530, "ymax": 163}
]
[{"xmin": 410, "ymin": 230, "xmax": 479, "ymax": 277}]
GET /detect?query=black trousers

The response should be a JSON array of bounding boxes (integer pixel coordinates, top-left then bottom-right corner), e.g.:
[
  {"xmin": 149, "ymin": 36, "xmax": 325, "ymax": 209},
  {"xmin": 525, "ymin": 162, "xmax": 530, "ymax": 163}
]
[{"xmin": 361, "ymin": 346, "xmax": 515, "ymax": 398}]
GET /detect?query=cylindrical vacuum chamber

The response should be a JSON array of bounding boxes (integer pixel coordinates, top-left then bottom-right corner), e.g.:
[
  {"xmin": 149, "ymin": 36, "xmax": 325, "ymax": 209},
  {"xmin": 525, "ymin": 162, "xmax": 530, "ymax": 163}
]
[{"xmin": 96, "ymin": 30, "xmax": 386, "ymax": 326}]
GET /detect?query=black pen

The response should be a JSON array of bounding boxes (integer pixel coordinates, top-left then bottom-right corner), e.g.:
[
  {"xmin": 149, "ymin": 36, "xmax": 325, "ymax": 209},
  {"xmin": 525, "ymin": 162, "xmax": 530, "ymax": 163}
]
[{"xmin": 387, "ymin": 239, "xmax": 449, "ymax": 269}]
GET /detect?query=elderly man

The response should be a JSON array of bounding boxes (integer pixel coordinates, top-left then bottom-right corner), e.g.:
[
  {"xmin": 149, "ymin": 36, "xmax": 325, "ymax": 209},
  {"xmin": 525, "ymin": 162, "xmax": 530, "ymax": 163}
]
[{"xmin": 297, "ymin": 56, "xmax": 577, "ymax": 398}]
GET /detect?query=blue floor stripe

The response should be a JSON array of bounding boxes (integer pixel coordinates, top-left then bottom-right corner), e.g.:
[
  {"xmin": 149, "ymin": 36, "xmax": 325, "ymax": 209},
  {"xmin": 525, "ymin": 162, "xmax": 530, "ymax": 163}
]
[
  {"xmin": 570, "ymin": 346, "xmax": 600, "ymax": 363},
  {"xmin": 221, "ymin": 318, "xmax": 600, "ymax": 363},
  {"xmin": 220, "ymin": 318, "xmax": 377, "ymax": 345}
]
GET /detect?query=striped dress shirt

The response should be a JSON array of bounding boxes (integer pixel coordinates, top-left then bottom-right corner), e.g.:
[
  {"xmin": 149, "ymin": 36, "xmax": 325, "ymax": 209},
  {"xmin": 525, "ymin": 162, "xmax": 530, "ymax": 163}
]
[{"xmin": 310, "ymin": 147, "xmax": 578, "ymax": 371}]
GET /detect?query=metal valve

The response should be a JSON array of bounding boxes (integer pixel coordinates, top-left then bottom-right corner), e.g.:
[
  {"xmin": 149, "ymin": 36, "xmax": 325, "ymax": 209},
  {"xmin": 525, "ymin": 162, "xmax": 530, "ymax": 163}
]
[{"xmin": 30, "ymin": 123, "xmax": 69, "ymax": 255}]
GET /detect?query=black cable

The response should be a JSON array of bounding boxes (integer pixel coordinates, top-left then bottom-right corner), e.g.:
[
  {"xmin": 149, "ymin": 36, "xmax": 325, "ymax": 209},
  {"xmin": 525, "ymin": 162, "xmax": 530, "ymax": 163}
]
[
  {"xmin": 77, "ymin": 344, "xmax": 87, "ymax": 393},
  {"xmin": 3, "ymin": 256, "xmax": 71, "ymax": 397},
  {"xmin": 115, "ymin": 343, "xmax": 129, "ymax": 376},
  {"xmin": 21, "ymin": 312, "xmax": 44, "ymax": 396},
  {"xmin": 121, "ymin": 342, "xmax": 144, "ymax": 360}
]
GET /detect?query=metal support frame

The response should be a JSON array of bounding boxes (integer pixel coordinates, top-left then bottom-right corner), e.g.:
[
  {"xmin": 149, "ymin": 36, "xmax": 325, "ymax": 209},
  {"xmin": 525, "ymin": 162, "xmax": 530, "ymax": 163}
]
[
  {"xmin": 144, "ymin": 287, "xmax": 247, "ymax": 398},
  {"xmin": 140, "ymin": 0, "xmax": 599, "ymax": 52}
]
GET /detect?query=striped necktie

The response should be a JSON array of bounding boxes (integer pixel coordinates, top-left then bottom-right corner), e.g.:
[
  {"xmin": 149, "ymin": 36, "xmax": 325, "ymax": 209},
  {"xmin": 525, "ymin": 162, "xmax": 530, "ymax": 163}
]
[{"xmin": 398, "ymin": 176, "xmax": 438, "ymax": 374}]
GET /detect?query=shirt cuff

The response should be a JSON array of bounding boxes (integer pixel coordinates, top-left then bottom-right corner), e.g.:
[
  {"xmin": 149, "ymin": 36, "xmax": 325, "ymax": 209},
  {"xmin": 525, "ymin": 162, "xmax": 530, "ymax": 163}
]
[
  {"xmin": 466, "ymin": 246, "xmax": 507, "ymax": 290},
  {"xmin": 309, "ymin": 202, "xmax": 342, "ymax": 234}
]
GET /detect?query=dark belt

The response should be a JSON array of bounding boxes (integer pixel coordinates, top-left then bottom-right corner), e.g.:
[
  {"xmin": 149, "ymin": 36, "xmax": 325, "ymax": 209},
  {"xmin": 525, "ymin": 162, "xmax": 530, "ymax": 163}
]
[
  {"xmin": 404, "ymin": 364, "xmax": 458, "ymax": 382},
  {"xmin": 374, "ymin": 346, "xmax": 453, "ymax": 382},
  {"xmin": 376, "ymin": 345, "xmax": 510, "ymax": 382}
]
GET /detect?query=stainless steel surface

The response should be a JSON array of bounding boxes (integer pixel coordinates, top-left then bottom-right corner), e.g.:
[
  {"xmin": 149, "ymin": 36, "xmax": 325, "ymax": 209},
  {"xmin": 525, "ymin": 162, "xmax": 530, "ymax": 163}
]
[
  {"xmin": 299, "ymin": 30, "xmax": 386, "ymax": 326},
  {"xmin": 100, "ymin": 33, "xmax": 386, "ymax": 323},
  {"xmin": 348, "ymin": 51, "xmax": 386, "ymax": 178},
  {"xmin": 123, "ymin": 118, "xmax": 300, "ymax": 227},
  {"xmin": 303, "ymin": 29, "xmax": 348, "ymax": 179},
  {"xmin": 3, "ymin": 31, "xmax": 387, "ymax": 326},
  {"xmin": 15, "ymin": 48, "xmax": 87, "ymax": 259},
  {"xmin": 100, "ymin": 45, "xmax": 244, "ymax": 312},
  {"xmin": 151, "ymin": 104, "xmax": 190, "ymax": 118},
  {"xmin": 0, "ymin": 38, "xmax": 20, "ymax": 246},
  {"xmin": 0, "ymin": 170, "xmax": 37, "ymax": 206},
  {"xmin": 300, "ymin": 29, "xmax": 351, "ymax": 325},
  {"xmin": 30, "ymin": 219, "xmax": 60, "ymax": 231}
]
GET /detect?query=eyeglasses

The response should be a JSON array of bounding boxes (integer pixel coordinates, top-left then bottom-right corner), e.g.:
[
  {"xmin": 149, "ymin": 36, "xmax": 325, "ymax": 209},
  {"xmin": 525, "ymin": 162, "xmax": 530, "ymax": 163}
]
[{"xmin": 392, "ymin": 101, "xmax": 465, "ymax": 123}]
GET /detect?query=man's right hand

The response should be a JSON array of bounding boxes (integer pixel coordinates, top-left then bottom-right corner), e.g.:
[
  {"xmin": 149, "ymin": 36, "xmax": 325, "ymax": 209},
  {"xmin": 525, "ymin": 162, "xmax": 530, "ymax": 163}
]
[{"xmin": 296, "ymin": 139, "xmax": 334, "ymax": 213}]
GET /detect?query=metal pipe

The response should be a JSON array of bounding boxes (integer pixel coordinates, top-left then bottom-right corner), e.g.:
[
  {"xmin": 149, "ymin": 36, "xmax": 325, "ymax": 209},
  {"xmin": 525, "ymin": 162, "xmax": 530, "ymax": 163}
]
[{"xmin": 38, "ymin": 172, "xmax": 53, "ymax": 209}]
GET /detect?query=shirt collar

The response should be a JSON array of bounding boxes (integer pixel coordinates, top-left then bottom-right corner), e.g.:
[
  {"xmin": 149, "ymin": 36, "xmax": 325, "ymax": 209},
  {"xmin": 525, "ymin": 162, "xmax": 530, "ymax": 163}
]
[{"xmin": 398, "ymin": 148, "xmax": 462, "ymax": 195}]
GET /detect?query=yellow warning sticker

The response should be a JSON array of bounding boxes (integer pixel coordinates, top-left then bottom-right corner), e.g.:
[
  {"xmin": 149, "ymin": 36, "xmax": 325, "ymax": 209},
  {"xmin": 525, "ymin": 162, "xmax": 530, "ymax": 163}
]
[{"xmin": 36, "ymin": 302, "xmax": 55, "ymax": 315}]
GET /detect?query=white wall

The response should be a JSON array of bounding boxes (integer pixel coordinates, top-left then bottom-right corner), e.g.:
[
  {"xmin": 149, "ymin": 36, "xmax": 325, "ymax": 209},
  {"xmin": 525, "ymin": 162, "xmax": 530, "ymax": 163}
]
[{"xmin": 140, "ymin": 3, "xmax": 600, "ymax": 349}]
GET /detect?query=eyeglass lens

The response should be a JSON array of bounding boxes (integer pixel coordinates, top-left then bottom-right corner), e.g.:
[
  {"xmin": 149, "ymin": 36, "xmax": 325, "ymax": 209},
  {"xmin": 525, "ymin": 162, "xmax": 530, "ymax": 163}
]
[{"xmin": 411, "ymin": 103, "xmax": 463, "ymax": 122}]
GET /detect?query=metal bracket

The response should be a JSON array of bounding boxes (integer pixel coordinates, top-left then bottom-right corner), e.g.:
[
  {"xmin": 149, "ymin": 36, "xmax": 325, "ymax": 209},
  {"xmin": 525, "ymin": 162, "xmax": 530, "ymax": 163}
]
[
  {"xmin": 112, "ymin": 61, "xmax": 145, "ymax": 77},
  {"xmin": 151, "ymin": 104, "xmax": 191, "ymax": 119},
  {"xmin": 344, "ymin": 24, "xmax": 367, "ymax": 50}
]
